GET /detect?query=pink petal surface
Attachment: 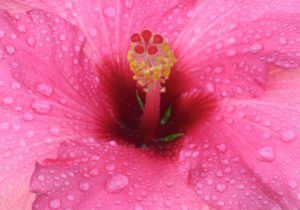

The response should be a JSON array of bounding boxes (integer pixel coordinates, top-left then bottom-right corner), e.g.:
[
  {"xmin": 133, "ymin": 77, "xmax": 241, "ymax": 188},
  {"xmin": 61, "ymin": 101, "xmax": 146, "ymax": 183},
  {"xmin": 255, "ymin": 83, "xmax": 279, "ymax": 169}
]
[
  {"xmin": 175, "ymin": 0, "xmax": 300, "ymax": 98},
  {"xmin": 0, "ymin": 9, "xmax": 100, "ymax": 210},
  {"xmin": 30, "ymin": 69, "xmax": 300, "ymax": 209},
  {"xmin": 0, "ymin": 0, "xmax": 300, "ymax": 209},
  {"xmin": 1, "ymin": 0, "xmax": 198, "ymax": 64},
  {"xmin": 3, "ymin": 0, "xmax": 300, "ymax": 98},
  {"xmin": 30, "ymin": 138, "xmax": 205, "ymax": 210},
  {"xmin": 181, "ymin": 69, "xmax": 300, "ymax": 209}
]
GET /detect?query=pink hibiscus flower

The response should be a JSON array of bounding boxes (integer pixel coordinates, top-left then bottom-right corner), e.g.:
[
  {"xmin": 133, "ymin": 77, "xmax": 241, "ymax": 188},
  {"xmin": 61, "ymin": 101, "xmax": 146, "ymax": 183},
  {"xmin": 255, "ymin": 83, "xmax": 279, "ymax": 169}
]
[{"xmin": 1, "ymin": 0, "xmax": 300, "ymax": 209}]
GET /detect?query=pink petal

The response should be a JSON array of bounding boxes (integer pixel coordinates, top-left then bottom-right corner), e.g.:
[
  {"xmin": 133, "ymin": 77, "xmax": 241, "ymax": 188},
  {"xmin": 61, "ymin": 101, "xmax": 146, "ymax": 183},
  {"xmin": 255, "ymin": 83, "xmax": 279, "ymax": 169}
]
[
  {"xmin": 0, "ymin": 9, "xmax": 100, "ymax": 209},
  {"xmin": 1, "ymin": 0, "xmax": 199, "ymax": 64},
  {"xmin": 175, "ymin": 0, "xmax": 300, "ymax": 98},
  {"xmin": 184, "ymin": 69, "xmax": 300, "ymax": 209},
  {"xmin": 30, "ymin": 138, "xmax": 206, "ymax": 209}
]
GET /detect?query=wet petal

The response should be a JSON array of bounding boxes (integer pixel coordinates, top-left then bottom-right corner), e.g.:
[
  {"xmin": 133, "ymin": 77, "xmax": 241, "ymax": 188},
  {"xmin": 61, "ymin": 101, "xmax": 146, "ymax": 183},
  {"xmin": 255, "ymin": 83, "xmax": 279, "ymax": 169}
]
[
  {"xmin": 0, "ymin": 0, "xmax": 199, "ymax": 64},
  {"xmin": 175, "ymin": 0, "xmax": 300, "ymax": 98},
  {"xmin": 0, "ymin": 9, "xmax": 99, "ymax": 209},
  {"xmin": 30, "ymin": 138, "xmax": 205, "ymax": 209},
  {"xmin": 184, "ymin": 69, "xmax": 300, "ymax": 209},
  {"xmin": 181, "ymin": 134, "xmax": 282, "ymax": 209}
]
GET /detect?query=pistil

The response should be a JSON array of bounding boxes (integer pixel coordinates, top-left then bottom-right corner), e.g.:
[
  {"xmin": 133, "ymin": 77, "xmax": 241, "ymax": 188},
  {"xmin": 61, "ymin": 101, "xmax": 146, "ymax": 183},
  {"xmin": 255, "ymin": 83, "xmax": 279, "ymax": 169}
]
[
  {"xmin": 127, "ymin": 30, "xmax": 176, "ymax": 142},
  {"xmin": 140, "ymin": 82, "xmax": 161, "ymax": 142}
]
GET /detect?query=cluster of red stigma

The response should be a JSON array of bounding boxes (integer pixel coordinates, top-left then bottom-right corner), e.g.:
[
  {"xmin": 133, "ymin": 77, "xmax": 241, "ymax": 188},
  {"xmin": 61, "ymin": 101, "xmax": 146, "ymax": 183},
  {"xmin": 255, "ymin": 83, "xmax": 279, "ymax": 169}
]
[{"xmin": 131, "ymin": 30, "xmax": 164, "ymax": 55}]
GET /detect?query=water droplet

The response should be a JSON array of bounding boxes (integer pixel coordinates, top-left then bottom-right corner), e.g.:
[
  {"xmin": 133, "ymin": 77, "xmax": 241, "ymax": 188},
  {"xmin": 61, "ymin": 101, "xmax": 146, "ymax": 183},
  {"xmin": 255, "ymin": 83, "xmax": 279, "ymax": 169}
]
[
  {"xmin": 104, "ymin": 7, "xmax": 116, "ymax": 18},
  {"xmin": 79, "ymin": 182, "xmax": 90, "ymax": 191},
  {"xmin": 17, "ymin": 25, "xmax": 26, "ymax": 33},
  {"xmin": 249, "ymin": 43, "xmax": 264, "ymax": 53},
  {"xmin": 105, "ymin": 174, "xmax": 129, "ymax": 193},
  {"xmin": 0, "ymin": 49, "xmax": 3, "ymax": 59},
  {"xmin": 36, "ymin": 83, "xmax": 53, "ymax": 96},
  {"xmin": 0, "ymin": 122, "xmax": 9, "ymax": 131},
  {"xmin": 66, "ymin": 194, "xmax": 75, "ymax": 201},
  {"xmin": 216, "ymin": 184, "xmax": 226, "ymax": 193},
  {"xmin": 5, "ymin": 45, "xmax": 15, "ymax": 55},
  {"xmin": 206, "ymin": 82, "xmax": 215, "ymax": 93},
  {"xmin": 105, "ymin": 164, "xmax": 116, "ymax": 172},
  {"xmin": 31, "ymin": 100, "xmax": 51, "ymax": 114},
  {"xmin": 59, "ymin": 34, "xmax": 66, "ymax": 41},
  {"xmin": 125, "ymin": 0, "xmax": 134, "ymax": 8},
  {"xmin": 262, "ymin": 131, "xmax": 271, "ymax": 141},
  {"xmin": 49, "ymin": 126, "xmax": 60, "ymax": 136},
  {"xmin": 279, "ymin": 37, "xmax": 288, "ymax": 46},
  {"xmin": 227, "ymin": 49, "xmax": 237, "ymax": 57},
  {"xmin": 88, "ymin": 28, "xmax": 98, "ymax": 37},
  {"xmin": 281, "ymin": 130, "xmax": 296, "ymax": 142},
  {"xmin": 214, "ymin": 66, "xmax": 224, "ymax": 74},
  {"xmin": 256, "ymin": 147, "xmax": 275, "ymax": 162},
  {"xmin": 49, "ymin": 199, "xmax": 61, "ymax": 209},
  {"xmin": 26, "ymin": 37, "xmax": 36, "ymax": 46},
  {"xmin": 288, "ymin": 180, "xmax": 298, "ymax": 189},
  {"xmin": 297, "ymin": 192, "xmax": 300, "ymax": 201},
  {"xmin": 217, "ymin": 144, "xmax": 226, "ymax": 153},
  {"xmin": 23, "ymin": 113, "xmax": 34, "ymax": 121},
  {"xmin": 4, "ymin": 150, "xmax": 12, "ymax": 157},
  {"xmin": 0, "ymin": 30, "xmax": 4, "ymax": 38},
  {"xmin": 37, "ymin": 175, "xmax": 45, "ymax": 182},
  {"xmin": 11, "ymin": 81, "xmax": 21, "ymax": 90},
  {"xmin": 227, "ymin": 37, "xmax": 237, "ymax": 44},
  {"xmin": 3, "ymin": 96, "xmax": 14, "ymax": 105}
]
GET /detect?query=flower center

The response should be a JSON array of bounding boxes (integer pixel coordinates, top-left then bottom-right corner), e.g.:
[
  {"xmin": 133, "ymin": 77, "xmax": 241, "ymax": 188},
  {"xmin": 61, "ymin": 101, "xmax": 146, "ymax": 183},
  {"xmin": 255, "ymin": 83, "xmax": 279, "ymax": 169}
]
[
  {"xmin": 99, "ymin": 30, "xmax": 214, "ymax": 151},
  {"xmin": 127, "ymin": 30, "xmax": 177, "ymax": 143}
]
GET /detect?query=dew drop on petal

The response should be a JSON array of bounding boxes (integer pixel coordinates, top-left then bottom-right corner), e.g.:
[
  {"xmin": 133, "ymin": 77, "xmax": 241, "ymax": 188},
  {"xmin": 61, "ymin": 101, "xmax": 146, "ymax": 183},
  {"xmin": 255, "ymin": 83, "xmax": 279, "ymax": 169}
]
[
  {"xmin": 5, "ymin": 45, "xmax": 15, "ymax": 55},
  {"xmin": 36, "ymin": 83, "xmax": 53, "ymax": 96},
  {"xmin": 31, "ymin": 100, "xmax": 51, "ymax": 114},
  {"xmin": 26, "ymin": 37, "xmax": 36, "ymax": 46},
  {"xmin": 281, "ymin": 130, "xmax": 296, "ymax": 142},
  {"xmin": 215, "ymin": 184, "xmax": 226, "ymax": 193},
  {"xmin": 217, "ymin": 144, "xmax": 226, "ymax": 153},
  {"xmin": 227, "ymin": 49, "xmax": 237, "ymax": 57},
  {"xmin": 49, "ymin": 126, "xmax": 60, "ymax": 136},
  {"xmin": 206, "ymin": 82, "xmax": 215, "ymax": 93},
  {"xmin": 0, "ymin": 30, "xmax": 4, "ymax": 38},
  {"xmin": 214, "ymin": 66, "xmax": 224, "ymax": 74},
  {"xmin": 66, "ymin": 194, "xmax": 75, "ymax": 201},
  {"xmin": 256, "ymin": 147, "xmax": 275, "ymax": 162},
  {"xmin": 17, "ymin": 25, "xmax": 26, "ymax": 33},
  {"xmin": 0, "ymin": 123, "xmax": 9, "ymax": 132},
  {"xmin": 105, "ymin": 174, "xmax": 129, "ymax": 193},
  {"xmin": 104, "ymin": 7, "xmax": 116, "ymax": 18},
  {"xmin": 23, "ymin": 113, "xmax": 34, "ymax": 121},
  {"xmin": 288, "ymin": 180, "xmax": 298, "ymax": 189},
  {"xmin": 279, "ymin": 37, "xmax": 288, "ymax": 46},
  {"xmin": 125, "ymin": 0, "xmax": 134, "ymax": 8},
  {"xmin": 79, "ymin": 182, "xmax": 90, "ymax": 192},
  {"xmin": 49, "ymin": 199, "xmax": 61, "ymax": 209},
  {"xmin": 249, "ymin": 43, "xmax": 264, "ymax": 53},
  {"xmin": 3, "ymin": 96, "xmax": 14, "ymax": 105}
]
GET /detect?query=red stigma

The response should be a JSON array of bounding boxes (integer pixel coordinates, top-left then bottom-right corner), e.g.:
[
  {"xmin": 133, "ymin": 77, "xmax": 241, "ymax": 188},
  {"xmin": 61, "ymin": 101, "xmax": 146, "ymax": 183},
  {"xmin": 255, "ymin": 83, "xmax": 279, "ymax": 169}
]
[
  {"xmin": 142, "ymin": 30, "xmax": 152, "ymax": 43},
  {"xmin": 134, "ymin": 45, "xmax": 145, "ymax": 54},
  {"xmin": 148, "ymin": 46, "xmax": 158, "ymax": 55},
  {"xmin": 153, "ymin": 34, "xmax": 163, "ymax": 44},
  {"xmin": 131, "ymin": 33, "xmax": 142, "ymax": 43}
]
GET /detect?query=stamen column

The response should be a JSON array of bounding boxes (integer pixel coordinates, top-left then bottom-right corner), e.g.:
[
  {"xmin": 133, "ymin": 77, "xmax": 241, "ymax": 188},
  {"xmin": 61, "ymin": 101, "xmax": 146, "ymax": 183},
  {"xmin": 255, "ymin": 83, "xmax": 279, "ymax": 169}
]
[{"xmin": 127, "ymin": 30, "xmax": 176, "ymax": 142}]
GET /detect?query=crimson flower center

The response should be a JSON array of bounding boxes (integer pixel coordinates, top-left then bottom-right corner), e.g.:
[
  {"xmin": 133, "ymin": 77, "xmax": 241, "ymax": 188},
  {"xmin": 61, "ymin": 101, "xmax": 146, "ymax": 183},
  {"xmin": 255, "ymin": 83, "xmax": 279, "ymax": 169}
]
[{"xmin": 100, "ymin": 30, "xmax": 213, "ymax": 151}]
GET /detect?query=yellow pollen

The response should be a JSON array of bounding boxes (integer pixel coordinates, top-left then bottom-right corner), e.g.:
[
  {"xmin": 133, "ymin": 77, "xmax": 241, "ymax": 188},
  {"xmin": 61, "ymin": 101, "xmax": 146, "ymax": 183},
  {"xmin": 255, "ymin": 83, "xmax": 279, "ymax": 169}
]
[{"xmin": 127, "ymin": 30, "xmax": 176, "ymax": 92}]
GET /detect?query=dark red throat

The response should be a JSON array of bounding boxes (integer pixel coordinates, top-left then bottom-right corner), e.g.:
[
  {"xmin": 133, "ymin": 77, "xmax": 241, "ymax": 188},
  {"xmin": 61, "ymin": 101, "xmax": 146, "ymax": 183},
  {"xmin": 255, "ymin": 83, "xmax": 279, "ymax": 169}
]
[{"xmin": 98, "ymin": 62, "xmax": 216, "ymax": 151}]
